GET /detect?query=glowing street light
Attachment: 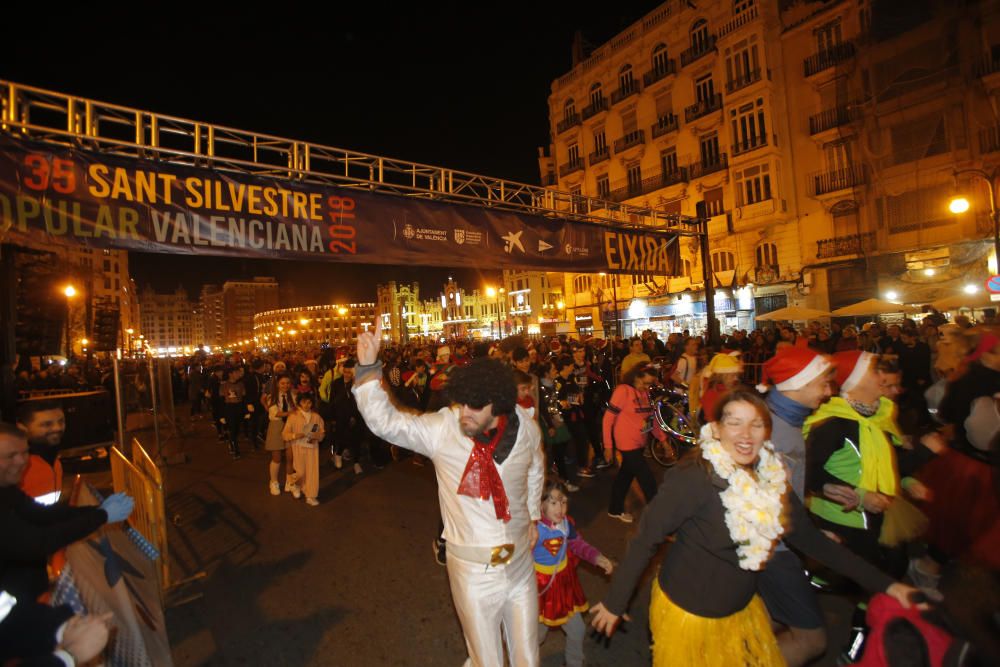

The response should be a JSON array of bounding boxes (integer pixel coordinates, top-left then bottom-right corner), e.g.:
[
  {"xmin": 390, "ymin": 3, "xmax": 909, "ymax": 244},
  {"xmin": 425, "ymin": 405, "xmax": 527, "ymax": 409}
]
[
  {"xmin": 965, "ymin": 284, "xmax": 979, "ymax": 294},
  {"xmin": 63, "ymin": 285, "xmax": 77, "ymax": 298},
  {"xmin": 948, "ymin": 196, "xmax": 971, "ymax": 214}
]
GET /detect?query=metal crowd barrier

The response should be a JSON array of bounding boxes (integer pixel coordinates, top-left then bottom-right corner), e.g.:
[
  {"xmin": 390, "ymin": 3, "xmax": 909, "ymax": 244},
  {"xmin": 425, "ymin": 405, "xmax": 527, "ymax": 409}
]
[{"xmin": 110, "ymin": 439, "xmax": 170, "ymax": 593}]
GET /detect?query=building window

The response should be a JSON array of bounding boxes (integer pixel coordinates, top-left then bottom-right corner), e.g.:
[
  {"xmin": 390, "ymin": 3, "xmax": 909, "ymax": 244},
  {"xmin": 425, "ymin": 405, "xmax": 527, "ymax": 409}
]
[
  {"xmin": 619, "ymin": 64, "xmax": 636, "ymax": 93},
  {"xmin": 691, "ymin": 19, "xmax": 711, "ymax": 52},
  {"xmin": 563, "ymin": 98, "xmax": 576, "ymax": 121},
  {"xmin": 661, "ymin": 148, "xmax": 679, "ymax": 176},
  {"xmin": 652, "ymin": 43, "xmax": 670, "ymax": 73},
  {"xmin": 680, "ymin": 258, "xmax": 692, "ymax": 277},
  {"xmin": 567, "ymin": 142, "xmax": 580, "ymax": 164},
  {"xmin": 734, "ymin": 0, "xmax": 755, "ymax": 14},
  {"xmin": 569, "ymin": 185, "xmax": 582, "ymax": 214},
  {"xmin": 596, "ymin": 174, "xmax": 610, "ymax": 199},
  {"xmin": 815, "ymin": 20, "xmax": 842, "ymax": 54},
  {"xmin": 725, "ymin": 36, "xmax": 760, "ymax": 89},
  {"xmin": 889, "ymin": 112, "xmax": 947, "ymax": 165},
  {"xmin": 755, "ymin": 242, "xmax": 778, "ymax": 269},
  {"xmin": 593, "ymin": 128, "xmax": 607, "ymax": 155},
  {"xmin": 695, "ymin": 74, "xmax": 716, "ymax": 103},
  {"xmin": 589, "ymin": 82, "xmax": 604, "ymax": 106},
  {"xmin": 626, "ymin": 162, "xmax": 642, "ymax": 194},
  {"xmin": 729, "ymin": 98, "xmax": 767, "ymax": 152},
  {"xmin": 700, "ymin": 133, "xmax": 721, "ymax": 165},
  {"xmin": 621, "ymin": 109, "xmax": 638, "ymax": 134},
  {"xmin": 711, "ymin": 250, "xmax": 736, "ymax": 272},
  {"xmin": 734, "ymin": 163, "xmax": 772, "ymax": 206},
  {"xmin": 574, "ymin": 275, "xmax": 593, "ymax": 294},
  {"xmin": 702, "ymin": 187, "xmax": 725, "ymax": 217}
]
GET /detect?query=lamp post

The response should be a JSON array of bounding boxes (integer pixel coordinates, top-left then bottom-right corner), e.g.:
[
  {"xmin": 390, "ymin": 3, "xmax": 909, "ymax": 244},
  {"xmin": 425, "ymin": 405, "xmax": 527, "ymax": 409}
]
[
  {"xmin": 949, "ymin": 168, "xmax": 999, "ymax": 272},
  {"xmin": 62, "ymin": 284, "xmax": 77, "ymax": 358},
  {"xmin": 485, "ymin": 286, "xmax": 505, "ymax": 339}
]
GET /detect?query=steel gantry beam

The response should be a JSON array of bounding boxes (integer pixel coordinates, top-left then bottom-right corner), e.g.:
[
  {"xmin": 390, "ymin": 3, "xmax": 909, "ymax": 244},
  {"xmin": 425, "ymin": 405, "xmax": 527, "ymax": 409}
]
[{"xmin": 0, "ymin": 80, "xmax": 704, "ymax": 238}]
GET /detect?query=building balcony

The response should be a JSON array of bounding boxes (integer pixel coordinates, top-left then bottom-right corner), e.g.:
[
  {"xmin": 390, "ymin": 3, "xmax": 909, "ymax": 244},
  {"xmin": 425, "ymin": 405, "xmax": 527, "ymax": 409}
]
[
  {"xmin": 684, "ymin": 93, "xmax": 723, "ymax": 123},
  {"xmin": 725, "ymin": 68, "xmax": 762, "ymax": 94},
  {"xmin": 556, "ymin": 112, "xmax": 581, "ymax": 135},
  {"xmin": 651, "ymin": 113, "xmax": 679, "ymax": 138},
  {"xmin": 810, "ymin": 164, "xmax": 867, "ymax": 196},
  {"xmin": 558, "ymin": 158, "xmax": 585, "ymax": 178},
  {"xmin": 680, "ymin": 35, "xmax": 717, "ymax": 67},
  {"xmin": 816, "ymin": 231, "xmax": 876, "ymax": 259},
  {"xmin": 611, "ymin": 80, "xmax": 641, "ymax": 105},
  {"xmin": 689, "ymin": 153, "xmax": 728, "ymax": 180},
  {"xmin": 613, "ymin": 129, "xmax": 646, "ymax": 153},
  {"xmin": 718, "ymin": 5, "xmax": 759, "ymax": 39},
  {"xmin": 581, "ymin": 97, "xmax": 609, "ymax": 120},
  {"xmin": 980, "ymin": 125, "xmax": 1000, "ymax": 154},
  {"xmin": 588, "ymin": 147, "xmax": 610, "ymax": 166},
  {"xmin": 731, "ymin": 134, "xmax": 768, "ymax": 157},
  {"xmin": 804, "ymin": 41, "xmax": 856, "ymax": 78},
  {"xmin": 809, "ymin": 105, "xmax": 860, "ymax": 135},
  {"xmin": 606, "ymin": 168, "xmax": 689, "ymax": 203},
  {"xmin": 643, "ymin": 60, "xmax": 677, "ymax": 87}
]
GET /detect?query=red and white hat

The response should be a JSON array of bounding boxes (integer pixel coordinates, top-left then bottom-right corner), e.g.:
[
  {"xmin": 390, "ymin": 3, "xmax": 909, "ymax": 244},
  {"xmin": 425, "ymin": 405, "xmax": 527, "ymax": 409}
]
[
  {"xmin": 832, "ymin": 351, "xmax": 874, "ymax": 393},
  {"xmin": 760, "ymin": 347, "xmax": 832, "ymax": 392}
]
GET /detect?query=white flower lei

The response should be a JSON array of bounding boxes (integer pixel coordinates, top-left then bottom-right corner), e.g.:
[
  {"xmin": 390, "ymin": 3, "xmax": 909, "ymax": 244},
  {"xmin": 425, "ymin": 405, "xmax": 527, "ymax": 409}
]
[{"xmin": 699, "ymin": 423, "xmax": 787, "ymax": 571}]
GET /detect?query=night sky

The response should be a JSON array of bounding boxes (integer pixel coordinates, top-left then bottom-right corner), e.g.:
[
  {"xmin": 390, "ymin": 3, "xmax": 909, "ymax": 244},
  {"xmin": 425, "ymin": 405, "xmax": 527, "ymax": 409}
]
[{"xmin": 3, "ymin": 3, "xmax": 656, "ymax": 303}]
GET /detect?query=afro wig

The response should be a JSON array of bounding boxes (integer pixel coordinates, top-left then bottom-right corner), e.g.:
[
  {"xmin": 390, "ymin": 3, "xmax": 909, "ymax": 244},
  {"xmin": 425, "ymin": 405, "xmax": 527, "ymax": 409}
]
[{"xmin": 446, "ymin": 357, "xmax": 517, "ymax": 416}]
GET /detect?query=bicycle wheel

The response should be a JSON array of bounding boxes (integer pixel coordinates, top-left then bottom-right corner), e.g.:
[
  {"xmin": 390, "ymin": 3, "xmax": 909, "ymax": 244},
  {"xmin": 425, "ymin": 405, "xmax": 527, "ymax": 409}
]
[{"xmin": 650, "ymin": 436, "xmax": 679, "ymax": 467}]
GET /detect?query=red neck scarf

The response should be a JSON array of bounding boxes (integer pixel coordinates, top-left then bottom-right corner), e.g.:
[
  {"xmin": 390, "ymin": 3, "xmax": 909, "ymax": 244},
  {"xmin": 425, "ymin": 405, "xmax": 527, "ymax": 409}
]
[{"xmin": 457, "ymin": 414, "xmax": 511, "ymax": 522}]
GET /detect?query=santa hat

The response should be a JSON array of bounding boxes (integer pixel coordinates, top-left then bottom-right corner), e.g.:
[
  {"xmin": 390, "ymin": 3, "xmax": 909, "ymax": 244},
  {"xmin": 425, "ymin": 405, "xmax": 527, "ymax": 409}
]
[
  {"xmin": 833, "ymin": 350, "xmax": 873, "ymax": 393},
  {"xmin": 759, "ymin": 347, "xmax": 832, "ymax": 393}
]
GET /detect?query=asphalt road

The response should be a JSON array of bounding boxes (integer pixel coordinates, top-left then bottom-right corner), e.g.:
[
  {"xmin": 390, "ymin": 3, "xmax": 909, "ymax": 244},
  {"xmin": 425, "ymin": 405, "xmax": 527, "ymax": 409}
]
[{"xmin": 110, "ymin": 413, "xmax": 854, "ymax": 666}]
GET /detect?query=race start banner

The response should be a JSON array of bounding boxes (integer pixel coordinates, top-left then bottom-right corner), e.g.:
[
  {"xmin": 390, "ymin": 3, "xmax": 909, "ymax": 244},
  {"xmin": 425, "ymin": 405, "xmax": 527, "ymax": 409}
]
[{"xmin": 0, "ymin": 134, "xmax": 681, "ymax": 275}]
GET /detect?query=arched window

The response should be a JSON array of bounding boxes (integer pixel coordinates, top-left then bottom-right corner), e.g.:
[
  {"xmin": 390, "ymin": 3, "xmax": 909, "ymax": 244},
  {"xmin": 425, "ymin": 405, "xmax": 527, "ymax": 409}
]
[
  {"xmin": 652, "ymin": 43, "xmax": 670, "ymax": 74},
  {"xmin": 755, "ymin": 242, "xmax": 778, "ymax": 269},
  {"xmin": 589, "ymin": 82, "xmax": 603, "ymax": 106},
  {"xmin": 563, "ymin": 98, "xmax": 576, "ymax": 121},
  {"xmin": 573, "ymin": 275, "xmax": 592, "ymax": 294},
  {"xmin": 711, "ymin": 250, "xmax": 736, "ymax": 272},
  {"xmin": 690, "ymin": 19, "xmax": 710, "ymax": 51},
  {"xmin": 618, "ymin": 64, "xmax": 635, "ymax": 92}
]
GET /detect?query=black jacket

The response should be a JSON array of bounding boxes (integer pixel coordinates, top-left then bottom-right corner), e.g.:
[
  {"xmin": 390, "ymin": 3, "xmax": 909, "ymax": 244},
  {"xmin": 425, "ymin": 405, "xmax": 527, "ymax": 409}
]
[
  {"xmin": 604, "ymin": 457, "xmax": 893, "ymax": 618},
  {"xmin": 0, "ymin": 485, "xmax": 107, "ymax": 602}
]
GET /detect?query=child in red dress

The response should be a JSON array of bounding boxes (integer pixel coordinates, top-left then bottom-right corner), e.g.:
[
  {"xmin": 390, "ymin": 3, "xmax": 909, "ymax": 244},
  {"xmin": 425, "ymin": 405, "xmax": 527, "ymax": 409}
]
[{"xmin": 534, "ymin": 479, "xmax": 613, "ymax": 667}]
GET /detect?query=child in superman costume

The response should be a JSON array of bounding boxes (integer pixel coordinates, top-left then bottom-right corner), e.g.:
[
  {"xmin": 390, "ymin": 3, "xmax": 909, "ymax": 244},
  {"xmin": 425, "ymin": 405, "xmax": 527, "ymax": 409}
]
[{"xmin": 534, "ymin": 479, "xmax": 613, "ymax": 667}]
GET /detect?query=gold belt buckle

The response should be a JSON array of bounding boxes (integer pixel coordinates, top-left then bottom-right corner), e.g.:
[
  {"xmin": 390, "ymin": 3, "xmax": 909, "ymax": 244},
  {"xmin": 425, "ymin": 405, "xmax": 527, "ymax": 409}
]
[{"xmin": 490, "ymin": 544, "xmax": 515, "ymax": 566}]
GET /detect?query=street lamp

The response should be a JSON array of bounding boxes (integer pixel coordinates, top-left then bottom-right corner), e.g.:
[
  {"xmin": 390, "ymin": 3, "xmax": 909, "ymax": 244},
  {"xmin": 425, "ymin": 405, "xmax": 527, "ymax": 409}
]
[
  {"xmin": 949, "ymin": 168, "xmax": 999, "ymax": 271},
  {"xmin": 62, "ymin": 284, "xmax": 77, "ymax": 357}
]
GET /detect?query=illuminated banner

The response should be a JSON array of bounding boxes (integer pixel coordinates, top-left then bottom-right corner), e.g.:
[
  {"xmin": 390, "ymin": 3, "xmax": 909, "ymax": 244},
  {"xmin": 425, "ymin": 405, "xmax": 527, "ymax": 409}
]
[{"xmin": 0, "ymin": 134, "xmax": 680, "ymax": 275}]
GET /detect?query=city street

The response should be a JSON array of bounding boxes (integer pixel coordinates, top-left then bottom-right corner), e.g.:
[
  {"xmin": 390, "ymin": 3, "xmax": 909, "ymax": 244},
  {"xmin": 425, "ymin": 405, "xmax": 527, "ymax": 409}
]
[{"xmin": 110, "ymin": 412, "xmax": 851, "ymax": 667}]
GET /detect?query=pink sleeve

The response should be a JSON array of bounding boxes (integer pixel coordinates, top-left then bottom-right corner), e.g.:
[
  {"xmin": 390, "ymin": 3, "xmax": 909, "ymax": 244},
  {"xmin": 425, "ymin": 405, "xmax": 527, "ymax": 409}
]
[{"xmin": 568, "ymin": 532, "xmax": 602, "ymax": 565}]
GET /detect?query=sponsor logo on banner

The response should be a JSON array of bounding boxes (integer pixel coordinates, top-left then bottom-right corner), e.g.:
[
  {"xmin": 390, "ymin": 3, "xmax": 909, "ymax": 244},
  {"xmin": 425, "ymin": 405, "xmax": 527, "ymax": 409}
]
[
  {"xmin": 564, "ymin": 243, "xmax": 589, "ymax": 256},
  {"xmin": 502, "ymin": 230, "xmax": 525, "ymax": 253},
  {"xmin": 403, "ymin": 224, "xmax": 415, "ymax": 240},
  {"xmin": 538, "ymin": 239, "xmax": 553, "ymax": 252},
  {"xmin": 453, "ymin": 228, "xmax": 483, "ymax": 245},
  {"xmin": 410, "ymin": 227, "xmax": 448, "ymax": 242}
]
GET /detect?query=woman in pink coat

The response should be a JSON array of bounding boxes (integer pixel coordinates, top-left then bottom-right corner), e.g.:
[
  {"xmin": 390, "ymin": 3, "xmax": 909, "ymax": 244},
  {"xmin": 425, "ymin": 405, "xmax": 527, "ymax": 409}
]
[{"xmin": 603, "ymin": 363, "xmax": 666, "ymax": 523}]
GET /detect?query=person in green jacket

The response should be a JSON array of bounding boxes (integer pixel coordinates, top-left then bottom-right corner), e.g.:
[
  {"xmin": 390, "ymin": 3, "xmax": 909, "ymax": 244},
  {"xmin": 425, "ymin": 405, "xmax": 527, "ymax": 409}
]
[{"xmin": 804, "ymin": 350, "xmax": 930, "ymax": 573}]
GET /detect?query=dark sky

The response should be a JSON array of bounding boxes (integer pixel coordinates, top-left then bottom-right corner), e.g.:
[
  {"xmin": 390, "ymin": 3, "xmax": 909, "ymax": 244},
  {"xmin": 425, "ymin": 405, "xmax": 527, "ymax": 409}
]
[{"xmin": 3, "ymin": 3, "xmax": 656, "ymax": 303}]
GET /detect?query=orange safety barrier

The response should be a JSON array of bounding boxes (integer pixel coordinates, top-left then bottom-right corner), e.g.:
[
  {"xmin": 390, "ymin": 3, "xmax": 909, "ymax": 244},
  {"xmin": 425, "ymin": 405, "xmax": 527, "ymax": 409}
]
[{"xmin": 110, "ymin": 440, "xmax": 170, "ymax": 593}]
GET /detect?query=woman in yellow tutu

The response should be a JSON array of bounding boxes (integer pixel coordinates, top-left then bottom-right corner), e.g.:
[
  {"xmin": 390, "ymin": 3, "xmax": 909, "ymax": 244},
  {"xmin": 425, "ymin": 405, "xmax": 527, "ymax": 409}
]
[{"xmin": 590, "ymin": 389, "xmax": 919, "ymax": 666}]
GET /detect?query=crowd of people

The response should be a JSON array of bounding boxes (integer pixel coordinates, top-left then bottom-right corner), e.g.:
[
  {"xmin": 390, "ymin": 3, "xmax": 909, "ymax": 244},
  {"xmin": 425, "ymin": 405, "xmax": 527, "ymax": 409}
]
[{"xmin": 4, "ymin": 305, "xmax": 999, "ymax": 665}]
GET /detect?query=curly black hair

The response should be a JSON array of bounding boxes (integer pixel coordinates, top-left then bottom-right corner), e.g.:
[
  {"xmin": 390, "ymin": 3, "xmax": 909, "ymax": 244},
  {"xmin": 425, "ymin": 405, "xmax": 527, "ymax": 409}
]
[{"xmin": 446, "ymin": 358, "xmax": 517, "ymax": 415}]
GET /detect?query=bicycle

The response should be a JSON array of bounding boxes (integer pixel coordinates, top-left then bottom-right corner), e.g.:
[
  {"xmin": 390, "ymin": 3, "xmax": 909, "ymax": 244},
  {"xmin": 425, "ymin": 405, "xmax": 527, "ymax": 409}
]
[{"xmin": 648, "ymin": 383, "xmax": 699, "ymax": 467}]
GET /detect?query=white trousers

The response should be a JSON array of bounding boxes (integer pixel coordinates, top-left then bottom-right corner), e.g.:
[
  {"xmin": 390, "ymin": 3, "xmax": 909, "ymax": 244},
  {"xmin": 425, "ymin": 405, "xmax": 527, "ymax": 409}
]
[{"xmin": 446, "ymin": 547, "xmax": 540, "ymax": 667}]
